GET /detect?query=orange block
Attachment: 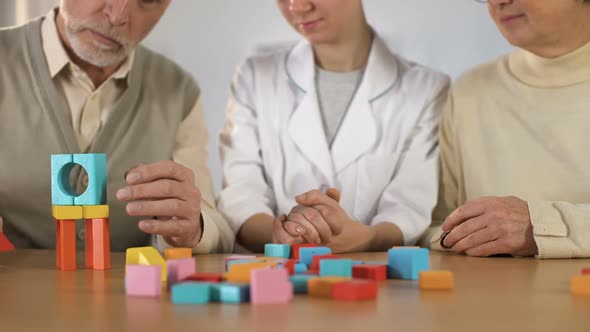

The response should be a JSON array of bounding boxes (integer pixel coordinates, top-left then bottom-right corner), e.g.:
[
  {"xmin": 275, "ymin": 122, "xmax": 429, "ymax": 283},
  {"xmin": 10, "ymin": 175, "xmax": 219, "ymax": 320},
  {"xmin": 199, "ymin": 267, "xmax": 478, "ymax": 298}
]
[
  {"xmin": 419, "ymin": 271, "xmax": 454, "ymax": 290},
  {"xmin": 56, "ymin": 219, "xmax": 77, "ymax": 271},
  {"xmin": 85, "ymin": 219, "xmax": 94, "ymax": 268},
  {"xmin": 90, "ymin": 218, "xmax": 110, "ymax": 270},
  {"xmin": 164, "ymin": 247, "xmax": 192, "ymax": 260},
  {"xmin": 0, "ymin": 231, "xmax": 14, "ymax": 252},
  {"xmin": 571, "ymin": 275, "xmax": 590, "ymax": 296},
  {"xmin": 225, "ymin": 262, "xmax": 278, "ymax": 283},
  {"xmin": 307, "ymin": 277, "xmax": 350, "ymax": 298}
]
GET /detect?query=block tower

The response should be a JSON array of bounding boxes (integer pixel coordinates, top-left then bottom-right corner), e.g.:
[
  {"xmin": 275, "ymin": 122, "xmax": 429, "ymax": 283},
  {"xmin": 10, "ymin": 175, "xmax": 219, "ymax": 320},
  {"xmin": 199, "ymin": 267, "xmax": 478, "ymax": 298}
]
[{"xmin": 51, "ymin": 153, "xmax": 110, "ymax": 271}]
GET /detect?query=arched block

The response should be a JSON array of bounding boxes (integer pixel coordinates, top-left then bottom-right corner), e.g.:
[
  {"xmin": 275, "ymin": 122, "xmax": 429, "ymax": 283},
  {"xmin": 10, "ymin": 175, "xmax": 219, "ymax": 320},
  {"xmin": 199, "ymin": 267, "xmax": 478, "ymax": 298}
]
[
  {"xmin": 73, "ymin": 153, "xmax": 107, "ymax": 206},
  {"xmin": 51, "ymin": 154, "xmax": 76, "ymax": 206}
]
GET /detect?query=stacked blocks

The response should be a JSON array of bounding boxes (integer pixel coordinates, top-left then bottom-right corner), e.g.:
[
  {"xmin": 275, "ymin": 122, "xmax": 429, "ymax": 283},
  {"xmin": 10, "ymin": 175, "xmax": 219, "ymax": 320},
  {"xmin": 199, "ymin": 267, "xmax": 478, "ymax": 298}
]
[
  {"xmin": 419, "ymin": 271, "xmax": 454, "ymax": 290},
  {"xmin": 264, "ymin": 244, "xmax": 291, "ymax": 258},
  {"xmin": 250, "ymin": 268, "xmax": 293, "ymax": 304},
  {"xmin": 126, "ymin": 246, "xmax": 167, "ymax": 281},
  {"xmin": 51, "ymin": 153, "xmax": 110, "ymax": 271},
  {"xmin": 387, "ymin": 248, "xmax": 429, "ymax": 280}
]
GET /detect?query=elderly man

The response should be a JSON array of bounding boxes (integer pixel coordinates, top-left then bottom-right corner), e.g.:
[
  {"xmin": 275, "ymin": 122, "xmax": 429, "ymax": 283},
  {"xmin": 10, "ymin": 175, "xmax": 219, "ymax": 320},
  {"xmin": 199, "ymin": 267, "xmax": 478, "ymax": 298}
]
[
  {"xmin": 422, "ymin": 0, "xmax": 590, "ymax": 259},
  {"xmin": 0, "ymin": 0, "xmax": 234, "ymax": 253}
]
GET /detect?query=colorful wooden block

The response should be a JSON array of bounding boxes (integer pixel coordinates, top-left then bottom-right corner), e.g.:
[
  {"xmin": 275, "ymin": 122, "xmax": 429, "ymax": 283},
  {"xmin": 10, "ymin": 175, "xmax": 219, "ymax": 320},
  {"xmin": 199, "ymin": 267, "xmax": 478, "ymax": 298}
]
[
  {"xmin": 210, "ymin": 283, "xmax": 222, "ymax": 302},
  {"xmin": 52, "ymin": 206, "xmax": 83, "ymax": 220},
  {"xmin": 126, "ymin": 246, "xmax": 167, "ymax": 281},
  {"xmin": 82, "ymin": 205, "xmax": 109, "ymax": 219},
  {"xmin": 352, "ymin": 264, "xmax": 388, "ymax": 282},
  {"xmin": 310, "ymin": 254, "xmax": 341, "ymax": 271},
  {"xmin": 226, "ymin": 259, "xmax": 262, "ymax": 271},
  {"xmin": 295, "ymin": 263, "xmax": 308, "ymax": 274},
  {"xmin": 307, "ymin": 277, "xmax": 350, "ymax": 298},
  {"xmin": 72, "ymin": 153, "xmax": 107, "ymax": 206},
  {"xmin": 320, "ymin": 259, "xmax": 353, "ymax": 277},
  {"xmin": 87, "ymin": 218, "xmax": 110, "ymax": 270},
  {"xmin": 56, "ymin": 219, "xmax": 76, "ymax": 271},
  {"xmin": 299, "ymin": 246, "xmax": 332, "ymax": 266},
  {"xmin": 51, "ymin": 154, "xmax": 76, "ymax": 206},
  {"xmin": 225, "ymin": 255, "xmax": 257, "ymax": 270},
  {"xmin": 581, "ymin": 268, "xmax": 590, "ymax": 275},
  {"xmin": 387, "ymin": 248, "xmax": 429, "ymax": 280},
  {"xmin": 250, "ymin": 268, "xmax": 293, "ymax": 304},
  {"xmin": 0, "ymin": 231, "xmax": 15, "ymax": 252},
  {"xmin": 183, "ymin": 272, "xmax": 224, "ymax": 283},
  {"xmin": 167, "ymin": 258, "xmax": 197, "ymax": 289},
  {"xmin": 264, "ymin": 244, "xmax": 291, "ymax": 258},
  {"xmin": 289, "ymin": 275, "xmax": 314, "ymax": 294},
  {"xmin": 571, "ymin": 275, "xmax": 590, "ymax": 296},
  {"xmin": 219, "ymin": 283, "xmax": 250, "ymax": 303},
  {"xmin": 125, "ymin": 265, "xmax": 162, "ymax": 297},
  {"xmin": 419, "ymin": 271, "xmax": 454, "ymax": 290},
  {"xmin": 164, "ymin": 247, "xmax": 192, "ymax": 260},
  {"xmin": 280, "ymin": 259, "xmax": 296, "ymax": 275},
  {"xmin": 171, "ymin": 282, "xmax": 211, "ymax": 304},
  {"xmin": 291, "ymin": 244, "xmax": 317, "ymax": 260},
  {"xmin": 332, "ymin": 280, "xmax": 378, "ymax": 301},
  {"xmin": 226, "ymin": 262, "xmax": 278, "ymax": 283}
]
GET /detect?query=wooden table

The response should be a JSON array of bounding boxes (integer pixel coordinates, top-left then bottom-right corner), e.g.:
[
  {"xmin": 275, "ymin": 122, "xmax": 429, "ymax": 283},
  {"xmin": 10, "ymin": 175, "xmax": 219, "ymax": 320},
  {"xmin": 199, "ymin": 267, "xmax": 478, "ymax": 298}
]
[{"xmin": 0, "ymin": 250, "xmax": 589, "ymax": 332}]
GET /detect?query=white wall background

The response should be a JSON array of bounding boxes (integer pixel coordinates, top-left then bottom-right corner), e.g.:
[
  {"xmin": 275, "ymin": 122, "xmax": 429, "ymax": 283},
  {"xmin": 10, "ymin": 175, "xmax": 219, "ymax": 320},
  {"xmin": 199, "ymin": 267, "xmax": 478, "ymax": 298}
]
[{"xmin": 1, "ymin": 0, "xmax": 512, "ymax": 191}]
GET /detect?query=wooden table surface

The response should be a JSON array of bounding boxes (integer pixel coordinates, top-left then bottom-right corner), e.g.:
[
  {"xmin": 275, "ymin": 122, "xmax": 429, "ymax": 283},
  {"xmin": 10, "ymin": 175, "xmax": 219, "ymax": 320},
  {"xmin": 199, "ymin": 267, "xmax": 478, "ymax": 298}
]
[{"xmin": 0, "ymin": 250, "xmax": 589, "ymax": 332}]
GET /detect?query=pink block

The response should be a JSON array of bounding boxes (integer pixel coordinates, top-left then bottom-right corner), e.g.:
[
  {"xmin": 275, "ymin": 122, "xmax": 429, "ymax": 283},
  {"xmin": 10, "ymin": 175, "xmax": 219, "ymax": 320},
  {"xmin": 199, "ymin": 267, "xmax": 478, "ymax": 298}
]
[
  {"xmin": 125, "ymin": 265, "xmax": 162, "ymax": 297},
  {"xmin": 167, "ymin": 258, "xmax": 197, "ymax": 289},
  {"xmin": 251, "ymin": 268, "xmax": 294, "ymax": 304}
]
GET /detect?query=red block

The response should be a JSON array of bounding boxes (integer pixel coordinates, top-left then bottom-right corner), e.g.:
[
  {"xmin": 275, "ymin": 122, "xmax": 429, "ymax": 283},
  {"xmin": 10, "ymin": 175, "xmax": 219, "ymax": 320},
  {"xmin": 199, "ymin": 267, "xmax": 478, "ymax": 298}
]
[
  {"xmin": 85, "ymin": 219, "xmax": 94, "ymax": 268},
  {"xmin": 0, "ymin": 231, "xmax": 14, "ymax": 252},
  {"xmin": 183, "ymin": 272, "xmax": 224, "ymax": 283},
  {"xmin": 291, "ymin": 244, "xmax": 317, "ymax": 260},
  {"xmin": 582, "ymin": 268, "xmax": 590, "ymax": 275},
  {"xmin": 353, "ymin": 264, "xmax": 388, "ymax": 282},
  {"xmin": 283, "ymin": 259, "xmax": 296, "ymax": 275},
  {"xmin": 310, "ymin": 254, "xmax": 342, "ymax": 272},
  {"xmin": 90, "ymin": 218, "xmax": 111, "ymax": 270},
  {"xmin": 56, "ymin": 219, "xmax": 77, "ymax": 271},
  {"xmin": 332, "ymin": 280, "xmax": 378, "ymax": 301}
]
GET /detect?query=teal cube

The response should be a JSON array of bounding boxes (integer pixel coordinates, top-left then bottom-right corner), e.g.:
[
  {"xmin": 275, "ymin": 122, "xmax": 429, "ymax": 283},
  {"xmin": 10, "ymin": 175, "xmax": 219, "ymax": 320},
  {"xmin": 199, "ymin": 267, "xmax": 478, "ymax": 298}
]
[
  {"xmin": 210, "ymin": 283, "xmax": 221, "ymax": 302},
  {"xmin": 295, "ymin": 263, "xmax": 307, "ymax": 274},
  {"xmin": 219, "ymin": 283, "xmax": 250, "ymax": 303},
  {"xmin": 319, "ymin": 259, "xmax": 353, "ymax": 277},
  {"xmin": 51, "ymin": 154, "xmax": 76, "ymax": 206},
  {"xmin": 73, "ymin": 153, "xmax": 107, "ymax": 206},
  {"xmin": 289, "ymin": 275, "xmax": 314, "ymax": 294},
  {"xmin": 171, "ymin": 282, "xmax": 211, "ymax": 305},
  {"xmin": 387, "ymin": 248, "xmax": 429, "ymax": 280},
  {"xmin": 264, "ymin": 244, "xmax": 291, "ymax": 258},
  {"xmin": 299, "ymin": 247, "xmax": 331, "ymax": 266}
]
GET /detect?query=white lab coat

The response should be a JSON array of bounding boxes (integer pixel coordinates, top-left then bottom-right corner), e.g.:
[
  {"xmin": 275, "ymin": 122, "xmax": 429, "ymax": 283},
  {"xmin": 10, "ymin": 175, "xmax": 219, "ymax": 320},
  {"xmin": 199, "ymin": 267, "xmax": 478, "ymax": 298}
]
[{"xmin": 217, "ymin": 34, "xmax": 450, "ymax": 245}]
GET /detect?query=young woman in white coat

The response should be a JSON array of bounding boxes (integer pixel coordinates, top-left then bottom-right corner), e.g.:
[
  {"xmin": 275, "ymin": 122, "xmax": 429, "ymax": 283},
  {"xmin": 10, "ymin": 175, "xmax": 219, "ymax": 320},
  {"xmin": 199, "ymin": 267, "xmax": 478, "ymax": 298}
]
[{"xmin": 218, "ymin": 0, "xmax": 450, "ymax": 253}]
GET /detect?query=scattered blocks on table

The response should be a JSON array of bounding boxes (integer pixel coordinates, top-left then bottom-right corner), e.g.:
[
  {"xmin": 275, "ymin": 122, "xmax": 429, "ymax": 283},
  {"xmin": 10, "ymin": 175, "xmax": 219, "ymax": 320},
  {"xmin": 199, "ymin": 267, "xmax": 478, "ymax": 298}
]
[
  {"xmin": 310, "ymin": 254, "xmax": 341, "ymax": 271},
  {"xmin": 183, "ymin": 272, "xmax": 224, "ymax": 283},
  {"xmin": 582, "ymin": 268, "xmax": 590, "ymax": 275},
  {"xmin": 0, "ymin": 231, "xmax": 15, "ymax": 252},
  {"xmin": 167, "ymin": 258, "xmax": 197, "ymax": 289},
  {"xmin": 299, "ymin": 246, "xmax": 331, "ymax": 266},
  {"xmin": 419, "ymin": 271, "xmax": 454, "ymax": 290},
  {"xmin": 51, "ymin": 154, "xmax": 76, "ymax": 206},
  {"xmin": 125, "ymin": 265, "xmax": 162, "ymax": 297},
  {"xmin": 320, "ymin": 259, "xmax": 353, "ymax": 277},
  {"xmin": 72, "ymin": 153, "xmax": 107, "ymax": 206},
  {"xmin": 171, "ymin": 282, "xmax": 212, "ymax": 304},
  {"xmin": 82, "ymin": 205, "xmax": 109, "ymax": 219},
  {"xmin": 387, "ymin": 248, "xmax": 429, "ymax": 280},
  {"xmin": 264, "ymin": 243, "xmax": 291, "ymax": 258},
  {"xmin": 353, "ymin": 264, "xmax": 387, "ymax": 282},
  {"xmin": 226, "ymin": 262, "xmax": 278, "ymax": 283},
  {"xmin": 219, "ymin": 283, "xmax": 250, "ymax": 303},
  {"xmin": 51, "ymin": 206, "xmax": 83, "ymax": 220},
  {"xmin": 571, "ymin": 275, "xmax": 590, "ymax": 296},
  {"xmin": 291, "ymin": 244, "xmax": 318, "ymax": 260},
  {"xmin": 164, "ymin": 247, "xmax": 192, "ymax": 260},
  {"xmin": 290, "ymin": 275, "xmax": 314, "ymax": 294},
  {"xmin": 332, "ymin": 280, "xmax": 378, "ymax": 301},
  {"xmin": 250, "ymin": 268, "xmax": 293, "ymax": 304},
  {"xmin": 307, "ymin": 277, "xmax": 350, "ymax": 298},
  {"xmin": 126, "ymin": 246, "xmax": 167, "ymax": 281}
]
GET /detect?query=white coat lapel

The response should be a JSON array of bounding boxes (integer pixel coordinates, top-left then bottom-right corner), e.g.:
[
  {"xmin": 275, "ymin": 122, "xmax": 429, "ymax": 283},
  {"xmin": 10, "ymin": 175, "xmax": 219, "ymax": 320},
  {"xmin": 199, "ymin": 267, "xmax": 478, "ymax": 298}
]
[
  {"xmin": 285, "ymin": 40, "xmax": 335, "ymax": 182},
  {"xmin": 331, "ymin": 35, "xmax": 400, "ymax": 174}
]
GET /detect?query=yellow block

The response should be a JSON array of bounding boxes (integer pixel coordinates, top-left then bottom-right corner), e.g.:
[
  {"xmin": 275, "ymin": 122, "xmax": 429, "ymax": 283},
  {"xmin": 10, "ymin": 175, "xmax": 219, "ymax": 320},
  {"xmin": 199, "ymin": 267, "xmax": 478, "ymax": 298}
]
[
  {"xmin": 419, "ymin": 271, "xmax": 454, "ymax": 290},
  {"xmin": 164, "ymin": 247, "xmax": 192, "ymax": 260},
  {"xmin": 308, "ymin": 277, "xmax": 351, "ymax": 298},
  {"xmin": 126, "ymin": 246, "xmax": 167, "ymax": 281},
  {"xmin": 225, "ymin": 262, "xmax": 278, "ymax": 283},
  {"xmin": 571, "ymin": 275, "xmax": 590, "ymax": 296},
  {"xmin": 52, "ymin": 206, "xmax": 83, "ymax": 220},
  {"xmin": 83, "ymin": 205, "xmax": 109, "ymax": 219}
]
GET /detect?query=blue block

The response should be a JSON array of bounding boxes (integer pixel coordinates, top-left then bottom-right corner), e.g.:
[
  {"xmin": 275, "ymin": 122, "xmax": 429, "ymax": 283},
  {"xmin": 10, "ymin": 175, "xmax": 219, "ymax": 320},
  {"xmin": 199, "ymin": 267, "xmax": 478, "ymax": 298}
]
[
  {"xmin": 264, "ymin": 244, "xmax": 291, "ymax": 258},
  {"xmin": 219, "ymin": 283, "xmax": 250, "ymax": 303},
  {"xmin": 351, "ymin": 260, "xmax": 365, "ymax": 266},
  {"xmin": 73, "ymin": 153, "xmax": 107, "ymax": 206},
  {"xmin": 289, "ymin": 275, "xmax": 314, "ymax": 294},
  {"xmin": 210, "ymin": 283, "xmax": 221, "ymax": 302},
  {"xmin": 319, "ymin": 259, "xmax": 353, "ymax": 277},
  {"xmin": 226, "ymin": 259, "xmax": 260, "ymax": 271},
  {"xmin": 51, "ymin": 154, "xmax": 76, "ymax": 206},
  {"xmin": 299, "ymin": 247, "xmax": 331, "ymax": 266},
  {"xmin": 295, "ymin": 263, "xmax": 308, "ymax": 274},
  {"xmin": 171, "ymin": 282, "xmax": 211, "ymax": 304},
  {"xmin": 387, "ymin": 248, "xmax": 430, "ymax": 280}
]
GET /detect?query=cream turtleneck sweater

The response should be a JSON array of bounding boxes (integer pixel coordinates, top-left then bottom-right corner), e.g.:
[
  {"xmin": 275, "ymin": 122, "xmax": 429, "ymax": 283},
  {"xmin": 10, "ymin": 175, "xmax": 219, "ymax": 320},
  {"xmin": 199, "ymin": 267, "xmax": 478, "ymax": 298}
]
[{"xmin": 422, "ymin": 41, "xmax": 590, "ymax": 258}]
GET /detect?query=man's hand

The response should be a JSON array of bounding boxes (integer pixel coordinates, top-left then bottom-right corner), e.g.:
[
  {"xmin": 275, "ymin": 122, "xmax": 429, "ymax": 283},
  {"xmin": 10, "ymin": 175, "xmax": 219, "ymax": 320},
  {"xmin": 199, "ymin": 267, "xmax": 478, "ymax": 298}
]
[
  {"xmin": 442, "ymin": 196, "xmax": 538, "ymax": 257},
  {"xmin": 116, "ymin": 161, "xmax": 203, "ymax": 248}
]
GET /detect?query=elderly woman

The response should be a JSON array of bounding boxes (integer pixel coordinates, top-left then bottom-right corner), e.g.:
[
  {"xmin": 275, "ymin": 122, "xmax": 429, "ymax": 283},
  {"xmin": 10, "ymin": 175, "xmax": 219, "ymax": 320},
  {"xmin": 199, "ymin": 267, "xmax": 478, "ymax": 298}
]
[
  {"xmin": 423, "ymin": 0, "xmax": 590, "ymax": 258},
  {"xmin": 218, "ymin": 0, "xmax": 449, "ymax": 253}
]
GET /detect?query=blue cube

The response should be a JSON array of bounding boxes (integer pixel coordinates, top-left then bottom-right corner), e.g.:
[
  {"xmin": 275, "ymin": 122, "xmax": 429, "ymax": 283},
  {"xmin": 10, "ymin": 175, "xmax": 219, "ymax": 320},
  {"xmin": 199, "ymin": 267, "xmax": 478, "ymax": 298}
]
[
  {"xmin": 171, "ymin": 282, "xmax": 212, "ymax": 305},
  {"xmin": 51, "ymin": 154, "xmax": 76, "ymax": 206},
  {"xmin": 387, "ymin": 248, "xmax": 429, "ymax": 280},
  {"xmin": 210, "ymin": 283, "xmax": 221, "ymax": 302},
  {"xmin": 289, "ymin": 275, "xmax": 314, "ymax": 294},
  {"xmin": 219, "ymin": 283, "xmax": 250, "ymax": 303},
  {"xmin": 295, "ymin": 263, "xmax": 308, "ymax": 274},
  {"xmin": 319, "ymin": 259, "xmax": 353, "ymax": 277},
  {"xmin": 264, "ymin": 244, "xmax": 291, "ymax": 258},
  {"xmin": 299, "ymin": 247, "xmax": 331, "ymax": 266},
  {"xmin": 73, "ymin": 153, "xmax": 107, "ymax": 206}
]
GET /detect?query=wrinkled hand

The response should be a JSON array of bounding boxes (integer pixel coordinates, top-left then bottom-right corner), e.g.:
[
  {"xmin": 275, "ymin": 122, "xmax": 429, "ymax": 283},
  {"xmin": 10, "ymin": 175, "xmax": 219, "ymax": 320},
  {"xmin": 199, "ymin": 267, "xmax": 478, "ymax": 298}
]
[
  {"xmin": 116, "ymin": 161, "xmax": 203, "ymax": 248},
  {"xmin": 442, "ymin": 196, "xmax": 538, "ymax": 257}
]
